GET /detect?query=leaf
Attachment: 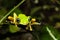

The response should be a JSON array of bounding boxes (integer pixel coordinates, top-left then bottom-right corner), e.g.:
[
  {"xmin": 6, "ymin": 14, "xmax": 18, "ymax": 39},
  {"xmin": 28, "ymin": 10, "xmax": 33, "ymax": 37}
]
[
  {"xmin": 31, "ymin": 6, "xmax": 41, "ymax": 16},
  {"xmin": 9, "ymin": 25, "xmax": 20, "ymax": 33},
  {"xmin": 46, "ymin": 25, "xmax": 60, "ymax": 40},
  {"xmin": 46, "ymin": 27, "xmax": 58, "ymax": 40}
]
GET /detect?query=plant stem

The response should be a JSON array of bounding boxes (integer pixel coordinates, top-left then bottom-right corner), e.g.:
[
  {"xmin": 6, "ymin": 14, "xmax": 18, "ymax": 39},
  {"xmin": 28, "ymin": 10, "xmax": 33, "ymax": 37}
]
[
  {"xmin": 46, "ymin": 27, "xmax": 58, "ymax": 40},
  {"xmin": 0, "ymin": 0, "xmax": 25, "ymax": 23}
]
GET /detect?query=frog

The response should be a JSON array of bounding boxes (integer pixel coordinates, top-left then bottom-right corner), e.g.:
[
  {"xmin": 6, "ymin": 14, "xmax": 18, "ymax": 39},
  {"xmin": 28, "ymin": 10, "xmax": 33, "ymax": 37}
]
[{"xmin": 8, "ymin": 12, "xmax": 40, "ymax": 32}]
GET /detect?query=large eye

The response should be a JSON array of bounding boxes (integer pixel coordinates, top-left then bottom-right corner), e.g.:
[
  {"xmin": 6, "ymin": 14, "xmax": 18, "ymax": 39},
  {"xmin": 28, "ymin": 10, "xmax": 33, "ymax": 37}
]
[
  {"xmin": 16, "ymin": 18, "xmax": 20, "ymax": 23},
  {"xmin": 28, "ymin": 17, "xmax": 32, "ymax": 21}
]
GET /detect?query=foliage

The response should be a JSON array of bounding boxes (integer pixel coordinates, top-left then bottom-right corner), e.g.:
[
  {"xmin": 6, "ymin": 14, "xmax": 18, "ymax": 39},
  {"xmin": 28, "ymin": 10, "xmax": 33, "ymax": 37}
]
[
  {"xmin": 9, "ymin": 25, "xmax": 20, "ymax": 33},
  {"xmin": 0, "ymin": 0, "xmax": 60, "ymax": 40}
]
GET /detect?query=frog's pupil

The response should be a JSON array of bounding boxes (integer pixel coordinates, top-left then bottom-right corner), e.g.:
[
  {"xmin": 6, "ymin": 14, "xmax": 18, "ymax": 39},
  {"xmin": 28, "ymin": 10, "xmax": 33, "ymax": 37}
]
[
  {"xmin": 16, "ymin": 18, "xmax": 20, "ymax": 23},
  {"xmin": 28, "ymin": 17, "xmax": 32, "ymax": 21}
]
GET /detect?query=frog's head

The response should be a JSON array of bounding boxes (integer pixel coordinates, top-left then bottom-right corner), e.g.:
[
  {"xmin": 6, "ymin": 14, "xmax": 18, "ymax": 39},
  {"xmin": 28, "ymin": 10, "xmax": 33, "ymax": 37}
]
[{"xmin": 18, "ymin": 14, "xmax": 30, "ymax": 25}]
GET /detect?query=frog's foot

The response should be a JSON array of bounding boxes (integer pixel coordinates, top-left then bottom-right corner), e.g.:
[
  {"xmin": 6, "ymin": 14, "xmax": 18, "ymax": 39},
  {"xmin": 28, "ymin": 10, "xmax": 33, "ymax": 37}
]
[
  {"xmin": 30, "ymin": 26, "xmax": 33, "ymax": 31},
  {"xmin": 26, "ymin": 27, "xmax": 29, "ymax": 30}
]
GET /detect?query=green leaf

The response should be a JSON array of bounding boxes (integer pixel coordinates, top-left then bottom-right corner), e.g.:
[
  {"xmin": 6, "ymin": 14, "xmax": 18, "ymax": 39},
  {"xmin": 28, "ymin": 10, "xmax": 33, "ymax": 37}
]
[
  {"xmin": 9, "ymin": 25, "xmax": 20, "ymax": 33},
  {"xmin": 31, "ymin": 6, "xmax": 41, "ymax": 16}
]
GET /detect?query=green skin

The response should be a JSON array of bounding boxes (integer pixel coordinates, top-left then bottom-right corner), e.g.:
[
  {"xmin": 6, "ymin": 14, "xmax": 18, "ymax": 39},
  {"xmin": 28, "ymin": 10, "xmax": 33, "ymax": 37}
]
[
  {"xmin": 18, "ymin": 14, "xmax": 30, "ymax": 25},
  {"xmin": 18, "ymin": 14, "xmax": 32, "ymax": 31},
  {"xmin": 9, "ymin": 13, "xmax": 31, "ymax": 33}
]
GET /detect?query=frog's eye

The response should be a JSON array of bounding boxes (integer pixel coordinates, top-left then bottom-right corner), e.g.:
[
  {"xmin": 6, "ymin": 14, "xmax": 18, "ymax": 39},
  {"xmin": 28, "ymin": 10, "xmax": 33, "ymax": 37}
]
[
  {"xmin": 16, "ymin": 18, "xmax": 20, "ymax": 23},
  {"xmin": 28, "ymin": 17, "xmax": 32, "ymax": 21}
]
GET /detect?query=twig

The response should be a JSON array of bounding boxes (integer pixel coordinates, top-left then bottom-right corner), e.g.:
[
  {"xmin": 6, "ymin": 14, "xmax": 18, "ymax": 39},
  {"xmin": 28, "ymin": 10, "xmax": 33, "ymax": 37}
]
[
  {"xmin": 0, "ymin": 0, "xmax": 25, "ymax": 23},
  {"xmin": 46, "ymin": 27, "xmax": 58, "ymax": 40}
]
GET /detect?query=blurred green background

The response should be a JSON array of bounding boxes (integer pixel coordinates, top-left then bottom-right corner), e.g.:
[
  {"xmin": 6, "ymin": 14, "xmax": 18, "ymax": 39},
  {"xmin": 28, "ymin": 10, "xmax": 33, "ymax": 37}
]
[{"xmin": 0, "ymin": 0, "xmax": 60, "ymax": 40}]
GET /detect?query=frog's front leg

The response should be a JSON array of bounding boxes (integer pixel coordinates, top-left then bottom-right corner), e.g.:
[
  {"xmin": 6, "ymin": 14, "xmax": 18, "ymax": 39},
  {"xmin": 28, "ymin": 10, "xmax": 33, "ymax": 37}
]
[
  {"xmin": 26, "ymin": 21, "xmax": 33, "ymax": 31},
  {"xmin": 29, "ymin": 25, "xmax": 33, "ymax": 31},
  {"xmin": 26, "ymin": 25, "xmax": 33, "ymax": 31}
]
